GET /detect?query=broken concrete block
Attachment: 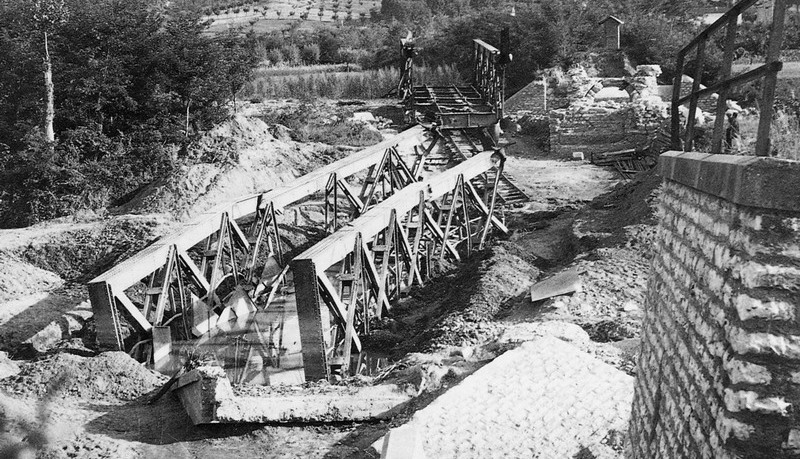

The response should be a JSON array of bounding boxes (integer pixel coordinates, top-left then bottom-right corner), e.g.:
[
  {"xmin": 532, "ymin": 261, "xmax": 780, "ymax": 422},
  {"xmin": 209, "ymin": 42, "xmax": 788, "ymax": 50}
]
[
  {"xmin": 191, "ymin": 293, "xmax": 217, "ymax": 337},
  {"xmin": 173, "ymin": 365, "xmax": 414, "ymax": 425},
  {"xmin": 0, "ymin": 351, "xmax": 20, "ymax": 380},
  {"xmin": 381, "ymin": 424, "xmax": 427, "ymax": 459},
  {"xmin": 228, "ymin": 287, "xmax": 257, "ymax": 331},
  {"xmin": 152, "ymin": 326, "xmax": 173, "ymax": 375},
  {"xmin": 23, "ymin": 321, "xmax": 64, "ymax": 354},
  {"xmin": 621, "ymin": 300, "xmax": 640, "ymax": 312},
  {"xmin": 530, "ymin": 268, "xmax": 582, "ymax": 302},
  {"xmin": 351, "ymin": 112, "xmax": 377, "ymax": 123},
  {"xmin": 63, "ymin": 309, "xmax": 92, "ymax": 335},
  {"xmin": 499, "ymin": 321, "xmax": 590, "ymax": 345},
  {"xmin": 19, "ymin": 305, "xmax": 93, "ymax": 356}
]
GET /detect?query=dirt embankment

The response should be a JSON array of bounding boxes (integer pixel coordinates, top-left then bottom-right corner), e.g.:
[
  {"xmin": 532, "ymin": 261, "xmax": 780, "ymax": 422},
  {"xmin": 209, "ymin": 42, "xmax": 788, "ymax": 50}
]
[
  {"xmin": 0, "ymin": 112, "xmax": 361, "ymax": 299},
  {"xmin": 379, "ymin": 242, "xmax": 540, "ymax": 355},
  {"xmin": 116, "ymin": 115, "xmax": 354, "ymax": 220},
  {"xmin": 1, "ymin": 351, "xmax": 167, "ymax": 403},
  {"xmin": 0, "ymin": 256, "xmax": 64, "ymax": 304}
]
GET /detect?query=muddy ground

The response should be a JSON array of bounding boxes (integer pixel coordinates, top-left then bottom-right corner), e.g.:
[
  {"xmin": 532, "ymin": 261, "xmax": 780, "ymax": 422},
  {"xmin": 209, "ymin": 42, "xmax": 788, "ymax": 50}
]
[{"xmin": 0, "ymin": 100, "xmax": 660, "ymax": 458}]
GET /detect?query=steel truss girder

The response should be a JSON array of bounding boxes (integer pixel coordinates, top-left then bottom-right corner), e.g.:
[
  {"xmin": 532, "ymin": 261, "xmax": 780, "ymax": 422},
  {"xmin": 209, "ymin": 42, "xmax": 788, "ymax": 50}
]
[
  {"xmin": 324, "ymin": 147, "xmax": 417, "ymax": 234},
  {"xmin": 88, "ymin": 127, "xmax": 431, "ymax": 352},
  {"xmin": 292, "ymin": 150, "xmax": 508, "ymax": 381}
]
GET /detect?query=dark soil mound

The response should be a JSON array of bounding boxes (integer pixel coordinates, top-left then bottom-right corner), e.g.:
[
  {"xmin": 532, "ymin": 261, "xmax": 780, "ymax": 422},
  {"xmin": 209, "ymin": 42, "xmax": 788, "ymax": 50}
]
[
  {"xmin": 1, "ymin": 351, "xmax": 167, "ymax": 402},
  {"xmin": 391, "ymin": 243, "xmax": 540, "ymax": 352}
]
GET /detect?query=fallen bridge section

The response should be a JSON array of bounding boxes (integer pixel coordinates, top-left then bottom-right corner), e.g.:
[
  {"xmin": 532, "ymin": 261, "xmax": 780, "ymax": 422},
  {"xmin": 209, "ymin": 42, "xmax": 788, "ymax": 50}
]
[
  {"xmin": 292, "ymin": 150, "xmax": 509, "ymax": 381},
  {"xmin": 174, "ymin": 365, "xmax": 413, "ymax": 425},
  {"xmin": 88, "ymin": 125, "xmax": 432, "ymax": 351}
]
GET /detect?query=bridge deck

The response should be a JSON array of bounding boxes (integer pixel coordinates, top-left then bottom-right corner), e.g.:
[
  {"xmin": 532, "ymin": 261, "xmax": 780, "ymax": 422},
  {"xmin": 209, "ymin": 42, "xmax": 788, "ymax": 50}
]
[{"xmin": 411, "ymin": 85, "xmax": 498, "ymax": 129}]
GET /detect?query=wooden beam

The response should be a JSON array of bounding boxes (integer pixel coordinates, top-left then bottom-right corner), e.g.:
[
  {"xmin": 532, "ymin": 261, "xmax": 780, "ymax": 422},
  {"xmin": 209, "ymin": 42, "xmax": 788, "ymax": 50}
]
[
  {"xmin": 176, "ymin": 248, "xmax": 210, "ymax": 295},
  {"xmin": 341, "ymin": 233, "xmax": 363, "ymax": 375},
  {"xmin": 88, "ymin": 282, "xmax": 124, "ymax": 350},
  {"xmin": 756, "ymin": 0, "xmax": 787, "ymax": 157},
  {"xmin": 113, "ymin": 290, "xmax": 154, "ymax": 337},
  {"xmin": 88, "ymin": 126, "xmax": 429, "ymax": 292},
  {"xmin": 712, "ymin": 16, "xmax": 740, "ymax": 154},
  {"xmin": 315, "ymin": 273, "xmax": 362, "ymax": 353},
  {"xmin": 295, "ymin": 151, "xmax": 498, "ymax": 271},
  {"xmin": 291, "ymin": 259, "xmax": 329, "ymax": 382},
  {"xmin": 465, "ymin": 180, "xmax": 508, "ymax": 234}
]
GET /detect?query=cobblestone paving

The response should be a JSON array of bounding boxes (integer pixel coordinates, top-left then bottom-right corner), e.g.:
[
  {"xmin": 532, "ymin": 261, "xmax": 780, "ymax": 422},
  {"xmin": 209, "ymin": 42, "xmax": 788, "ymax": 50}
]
[{"xmin": 403, "ymin": 336, "xmax": 634, "ymax": 458}]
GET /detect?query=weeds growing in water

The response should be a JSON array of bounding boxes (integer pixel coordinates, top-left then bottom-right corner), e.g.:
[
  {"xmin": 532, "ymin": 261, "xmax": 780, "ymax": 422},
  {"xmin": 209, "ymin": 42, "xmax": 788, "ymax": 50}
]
[{"xmin": 240, "ymin": 64, "xmax": 463, "ymax": 100}]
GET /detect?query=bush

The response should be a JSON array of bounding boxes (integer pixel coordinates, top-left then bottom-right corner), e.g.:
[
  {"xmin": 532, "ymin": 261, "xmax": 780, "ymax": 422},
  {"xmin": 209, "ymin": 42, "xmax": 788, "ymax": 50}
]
[
  {"xmin": 0, "ymin": 127, "xmax": 177, "ymax": 228},
  {"xmin": 267, "ymin": 48, "xmax": 284, "ymax": 65},
  {"xmin": 281, "ymin": 44, "xmax": 303, "ymax": 66},
  {"xmin": 301, "ymin": 43, "xmax": 321, "ymax": 64}
]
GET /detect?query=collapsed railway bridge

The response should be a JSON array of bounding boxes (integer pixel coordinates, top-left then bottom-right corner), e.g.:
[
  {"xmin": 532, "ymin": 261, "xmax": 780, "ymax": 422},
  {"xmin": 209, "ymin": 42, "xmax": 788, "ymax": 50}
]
[{"xmin": 87, "ymin": 36, "xmax": 528, "ymax": 421}]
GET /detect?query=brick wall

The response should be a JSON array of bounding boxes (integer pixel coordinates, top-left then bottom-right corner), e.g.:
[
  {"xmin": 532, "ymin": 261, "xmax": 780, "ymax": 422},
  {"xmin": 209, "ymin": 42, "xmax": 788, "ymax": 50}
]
[
  {"xmin": 548, "ymin": 101, "xmax": 667, "ymax": 158},
  {"xmin": 629, "ymin": 152, "xmax": 800, "ymax": 459}
]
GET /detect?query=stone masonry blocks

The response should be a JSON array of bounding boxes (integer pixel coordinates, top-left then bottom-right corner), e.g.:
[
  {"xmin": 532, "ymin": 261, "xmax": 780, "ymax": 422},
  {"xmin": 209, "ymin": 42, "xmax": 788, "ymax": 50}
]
[
  {"xmin": 630, "ymin": 153, "xmax": 800, "ymax": 459},
  {"xmin": 548, "ymin": 101, "xmax": 668, "ymax": 158}
]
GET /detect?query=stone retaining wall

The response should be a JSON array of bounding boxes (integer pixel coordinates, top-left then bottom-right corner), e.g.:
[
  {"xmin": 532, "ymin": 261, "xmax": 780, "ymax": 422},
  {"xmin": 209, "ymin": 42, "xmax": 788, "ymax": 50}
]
[
  {"xmin": 629, "ymin": 152, "xmax": 800, "ymax": 458},
  {"xmin": 548, "ymin": 101, "xmax": 667, "ymax": 158}
]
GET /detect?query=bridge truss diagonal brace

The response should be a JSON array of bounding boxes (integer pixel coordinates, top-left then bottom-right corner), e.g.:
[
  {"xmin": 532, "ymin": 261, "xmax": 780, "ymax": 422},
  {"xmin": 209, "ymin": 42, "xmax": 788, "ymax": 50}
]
[
  {"xmin": 88, "ymin": 126, "xmax": 430, "ymax": 351},
  {"xmin": 294, "ymin": 150, "xmax": 507, "ymax": 381}
]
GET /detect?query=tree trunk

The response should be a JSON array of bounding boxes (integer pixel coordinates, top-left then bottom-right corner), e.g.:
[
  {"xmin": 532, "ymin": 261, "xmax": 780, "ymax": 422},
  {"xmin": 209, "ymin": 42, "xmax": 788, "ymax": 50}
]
[
  {"xmin": 44, "ymin": 31, "xmax": 55, "ymax": 142},
  {"xmin": 185, "ymin": 99, "xmax": 191, "ymax": 137}
]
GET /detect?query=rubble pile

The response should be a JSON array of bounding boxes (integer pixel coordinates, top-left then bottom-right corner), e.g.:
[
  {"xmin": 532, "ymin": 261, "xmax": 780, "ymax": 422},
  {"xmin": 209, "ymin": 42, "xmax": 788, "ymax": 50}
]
[
  {"xmin": 1, "ymin": 351, "xmax": 167, "ymax": 402},
  {"xmin": 548, "ymin": 66, "xmax": 603, "ymax": 107}
]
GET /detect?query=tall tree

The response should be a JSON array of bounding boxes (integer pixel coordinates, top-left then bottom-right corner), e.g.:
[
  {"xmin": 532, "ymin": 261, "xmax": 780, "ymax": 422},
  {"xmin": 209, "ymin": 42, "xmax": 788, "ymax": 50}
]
[
  {"xmin": 31, "ymin": 0, "xmax": 69, "ymax": 142},
  {"xmin": 218, "ymin": 30, "xmax": 259, "ymax": 113}
]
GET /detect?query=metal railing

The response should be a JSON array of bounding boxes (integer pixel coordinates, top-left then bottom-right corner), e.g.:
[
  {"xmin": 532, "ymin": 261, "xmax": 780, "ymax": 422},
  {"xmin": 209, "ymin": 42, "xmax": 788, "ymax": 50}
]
[
  {"xmin": 473, "ymin": 39, "xmax": 504, "ymax": 119},
  {"xmin": 671, "ymin": 0, "xmax": 787, "ymax": 156}
]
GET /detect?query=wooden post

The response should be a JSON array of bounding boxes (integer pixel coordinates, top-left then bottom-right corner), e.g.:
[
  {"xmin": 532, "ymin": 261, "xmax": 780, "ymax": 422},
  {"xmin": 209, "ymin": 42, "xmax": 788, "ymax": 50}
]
[
  {"xmin": 685, "ymin": 40, "xmax": 707, "ymax": 152},
  {"xmin": 440, "ymin": 175, "xmax": 463, "ymax": 261},
  {"xmin": 479, "ymin": 158, "xmax": 504, "ymax": 250},
  {"xmin": 292, "ymin": 259, "xmax": 328, "ymax": 382},
  {"xmin": 712, "ymin": 17, "xmax": 740, "ymax": 154},
  {"xmin": 341, "ymin": 233, "xmax": 363, "ymax": 376},
  {"xmin": 407, "ymin": 191, "xmax": 427, "ymax": 287},
  {"xmin": 756, "ymin": 0, "xmax": 787, "ymax": 157},
  {"xmin": 671, "ymin": 53, "xmax": 686, "ymax": 151},
  {"xmin": 88, "ymin": 282, "xmax": 124, "ymax": 350}
]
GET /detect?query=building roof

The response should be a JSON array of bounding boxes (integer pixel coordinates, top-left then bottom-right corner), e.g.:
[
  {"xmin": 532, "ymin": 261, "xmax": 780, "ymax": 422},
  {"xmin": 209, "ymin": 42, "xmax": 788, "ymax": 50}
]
[{"xmin": 599, "ymin": 15, "xmax": 624, "ymax": 25}]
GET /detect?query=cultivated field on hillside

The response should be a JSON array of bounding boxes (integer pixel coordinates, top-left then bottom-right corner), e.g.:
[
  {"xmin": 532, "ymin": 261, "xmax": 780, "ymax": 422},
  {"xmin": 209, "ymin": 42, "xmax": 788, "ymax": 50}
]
[{"xmin": 189, "ymin": 0, "xmax": 380, "ymax": 32}]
